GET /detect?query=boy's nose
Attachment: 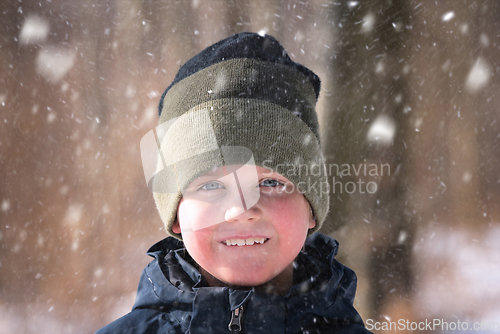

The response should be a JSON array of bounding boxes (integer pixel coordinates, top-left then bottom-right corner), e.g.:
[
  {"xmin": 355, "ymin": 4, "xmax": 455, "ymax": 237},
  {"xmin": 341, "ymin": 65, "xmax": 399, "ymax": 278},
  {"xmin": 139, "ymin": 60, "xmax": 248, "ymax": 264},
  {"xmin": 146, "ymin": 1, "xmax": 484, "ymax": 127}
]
[{"xmin": 225, "ymin": 205, "xmax": 261, "ymax": 223}]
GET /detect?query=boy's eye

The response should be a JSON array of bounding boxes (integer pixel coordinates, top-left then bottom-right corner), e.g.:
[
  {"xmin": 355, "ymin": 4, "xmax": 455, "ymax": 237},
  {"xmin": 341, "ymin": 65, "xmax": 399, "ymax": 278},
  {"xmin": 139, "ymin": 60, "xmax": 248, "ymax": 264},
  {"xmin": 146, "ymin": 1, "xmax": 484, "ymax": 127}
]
[
  {"xmin": 259, "ymin": 179, "xmax": 284, "ymax": 188},
  {"xmin": 199, "ymin": 182, "xmax": 225, "ymax": 191}
]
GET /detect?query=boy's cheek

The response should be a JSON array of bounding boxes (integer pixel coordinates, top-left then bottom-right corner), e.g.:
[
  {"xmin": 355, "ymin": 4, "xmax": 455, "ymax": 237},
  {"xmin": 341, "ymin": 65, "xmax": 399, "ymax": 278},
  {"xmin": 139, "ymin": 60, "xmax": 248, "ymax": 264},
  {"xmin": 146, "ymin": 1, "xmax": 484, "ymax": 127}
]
[
  {"xmin": 178, "ymin": 200, "xmax": 238, "ymax": 231},
  {"xmin": 182, "ymin": 231, "xmax": 217, "ymax": 265},
  {"xmin": 178, "ymin": 201, "xmax": 210, "ymax": 231}
]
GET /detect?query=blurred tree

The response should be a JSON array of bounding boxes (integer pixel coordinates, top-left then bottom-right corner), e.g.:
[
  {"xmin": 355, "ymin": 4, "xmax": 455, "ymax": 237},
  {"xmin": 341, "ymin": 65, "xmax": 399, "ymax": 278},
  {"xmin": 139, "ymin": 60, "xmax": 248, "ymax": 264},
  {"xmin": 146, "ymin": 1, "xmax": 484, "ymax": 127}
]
[
  {"xmin": 325, "ymin": 0, "xmax": 500, "ymax": 330},
  {"xmin": 323, "ymin": 0, "xmax": 414, "ymax": 323},
  {"xmin": 407, "ymin": 0, "xmax": 500, "ymax": 323}
]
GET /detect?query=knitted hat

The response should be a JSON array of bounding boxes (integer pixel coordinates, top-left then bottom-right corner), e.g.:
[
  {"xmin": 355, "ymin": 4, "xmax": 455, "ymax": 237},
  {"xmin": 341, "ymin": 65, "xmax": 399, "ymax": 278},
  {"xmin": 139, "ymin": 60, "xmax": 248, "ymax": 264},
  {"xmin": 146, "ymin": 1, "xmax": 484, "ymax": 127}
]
[{"xmin": 150, "ymin": 32, "xmax": 329, "ymax": 239}]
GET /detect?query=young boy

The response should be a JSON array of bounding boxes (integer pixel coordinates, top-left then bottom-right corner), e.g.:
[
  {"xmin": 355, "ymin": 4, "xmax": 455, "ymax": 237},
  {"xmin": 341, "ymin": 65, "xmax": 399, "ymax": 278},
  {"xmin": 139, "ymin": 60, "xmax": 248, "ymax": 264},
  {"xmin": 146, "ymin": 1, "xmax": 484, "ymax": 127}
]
[{"xmin": 97, "ymin": 32, "xmax": 371, "ymax": 333}]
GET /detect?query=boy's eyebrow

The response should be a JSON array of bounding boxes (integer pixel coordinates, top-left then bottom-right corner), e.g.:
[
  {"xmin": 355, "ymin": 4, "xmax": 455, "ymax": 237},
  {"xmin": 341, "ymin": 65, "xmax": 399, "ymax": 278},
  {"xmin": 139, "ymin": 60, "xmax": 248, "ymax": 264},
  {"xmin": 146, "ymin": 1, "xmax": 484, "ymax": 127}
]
[
  {"xmin": 194, "ymin": 167, "xmax": 229, "ymax": 179},
  {"xmin": 201, "ymin": 165, "xmax": 251, "ymax": 178},
  {"xmin": 195, "ymin": 165, "xmax": 288, "ymax": 181}
]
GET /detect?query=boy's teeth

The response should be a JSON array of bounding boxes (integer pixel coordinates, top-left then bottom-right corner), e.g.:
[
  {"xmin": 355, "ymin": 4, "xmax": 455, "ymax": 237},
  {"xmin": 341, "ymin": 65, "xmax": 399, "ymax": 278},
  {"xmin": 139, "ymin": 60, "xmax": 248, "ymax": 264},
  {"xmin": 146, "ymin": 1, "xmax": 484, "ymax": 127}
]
[{"xmin": 224, "ymin": 237, "xmax": 267, "ymax": 246}]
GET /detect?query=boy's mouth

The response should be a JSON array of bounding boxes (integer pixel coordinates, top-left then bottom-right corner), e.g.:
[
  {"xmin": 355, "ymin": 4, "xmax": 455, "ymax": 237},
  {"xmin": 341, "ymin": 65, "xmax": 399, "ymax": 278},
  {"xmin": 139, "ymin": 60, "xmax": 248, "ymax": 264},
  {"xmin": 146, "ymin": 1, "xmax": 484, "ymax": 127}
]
[{"xmin": 222, "ymin": 237, "xmax": 269, "ymax": 246}]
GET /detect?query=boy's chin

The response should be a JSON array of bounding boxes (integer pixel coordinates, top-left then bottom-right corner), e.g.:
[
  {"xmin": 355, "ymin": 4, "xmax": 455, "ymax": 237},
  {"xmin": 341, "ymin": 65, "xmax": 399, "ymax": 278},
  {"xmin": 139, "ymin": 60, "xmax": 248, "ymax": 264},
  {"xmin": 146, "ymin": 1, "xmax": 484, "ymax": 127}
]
[
  {"xmin": 203, "ymin": 268, "xmax": 277, "ymax": 288},
  {"xmin": 210, "ymin": 267, "xmax": 292, "ymax": 293},
  {"xmin": 199, "ymin": 262, "xmax": 294, "ymax": 293}
]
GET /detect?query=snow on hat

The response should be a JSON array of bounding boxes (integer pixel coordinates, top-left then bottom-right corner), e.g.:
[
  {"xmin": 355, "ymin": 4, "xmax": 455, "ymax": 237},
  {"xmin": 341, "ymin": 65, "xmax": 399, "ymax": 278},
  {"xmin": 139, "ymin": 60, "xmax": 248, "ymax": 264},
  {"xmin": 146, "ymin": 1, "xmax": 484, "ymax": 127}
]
[{"xmin": 152, "ymin": 32, "xmax": 329, "ymax": 239}]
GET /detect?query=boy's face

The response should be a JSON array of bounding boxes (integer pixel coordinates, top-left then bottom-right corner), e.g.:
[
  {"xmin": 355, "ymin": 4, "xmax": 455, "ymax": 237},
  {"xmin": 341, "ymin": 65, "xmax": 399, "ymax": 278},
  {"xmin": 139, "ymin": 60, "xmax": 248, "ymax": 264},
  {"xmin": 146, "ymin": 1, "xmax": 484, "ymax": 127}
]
[{"xmin": 172, "ymin": 165, "xmax": 316, "ymax": 287}]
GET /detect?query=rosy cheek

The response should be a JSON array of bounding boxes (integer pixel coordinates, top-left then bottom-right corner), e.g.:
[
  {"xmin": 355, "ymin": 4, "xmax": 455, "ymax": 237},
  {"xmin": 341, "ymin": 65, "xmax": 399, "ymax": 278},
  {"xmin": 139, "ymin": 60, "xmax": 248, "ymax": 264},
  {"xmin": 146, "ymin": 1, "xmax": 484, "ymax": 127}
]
[
  {"xmin": 182, "ymin": 231, "xmax": 211, "ymax": 261},
  {"xmin": 179, "ymin": 202, "xmax": 209, "ymax": 231}
]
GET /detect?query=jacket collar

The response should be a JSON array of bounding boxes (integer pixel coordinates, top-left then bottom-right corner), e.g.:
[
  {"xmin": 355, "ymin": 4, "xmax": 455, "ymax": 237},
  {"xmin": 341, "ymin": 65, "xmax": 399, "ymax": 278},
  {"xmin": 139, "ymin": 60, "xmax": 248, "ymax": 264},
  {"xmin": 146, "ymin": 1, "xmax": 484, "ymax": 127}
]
[{"xmin": 132, "ymin": 233, "xmax": 363, "ymax": 332}]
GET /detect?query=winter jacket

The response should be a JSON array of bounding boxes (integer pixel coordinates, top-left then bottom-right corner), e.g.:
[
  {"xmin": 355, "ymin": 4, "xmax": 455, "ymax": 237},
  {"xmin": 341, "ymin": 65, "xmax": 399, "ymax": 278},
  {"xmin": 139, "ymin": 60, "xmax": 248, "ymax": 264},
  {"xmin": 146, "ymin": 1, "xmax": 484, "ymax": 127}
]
[{"xmin": 96, "ymin": 233, "xmax": 372, "ymax": 333}]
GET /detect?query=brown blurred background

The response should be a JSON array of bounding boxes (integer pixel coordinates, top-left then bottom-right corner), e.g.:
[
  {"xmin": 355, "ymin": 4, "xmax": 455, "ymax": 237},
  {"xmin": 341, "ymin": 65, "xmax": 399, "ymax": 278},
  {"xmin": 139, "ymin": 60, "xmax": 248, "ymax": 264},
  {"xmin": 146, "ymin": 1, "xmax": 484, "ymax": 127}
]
[{"xmin": 1, "ymin": 0, "xmax": 499, "ymax": 333}]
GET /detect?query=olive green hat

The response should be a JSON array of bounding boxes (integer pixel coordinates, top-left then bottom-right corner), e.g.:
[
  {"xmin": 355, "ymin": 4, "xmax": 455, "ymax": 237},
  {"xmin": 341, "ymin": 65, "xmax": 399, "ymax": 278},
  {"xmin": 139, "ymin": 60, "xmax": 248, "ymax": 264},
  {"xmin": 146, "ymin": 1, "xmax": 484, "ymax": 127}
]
[{"xmin": 152, "ymin": 32, "xmax": 329, "ymax": 239}]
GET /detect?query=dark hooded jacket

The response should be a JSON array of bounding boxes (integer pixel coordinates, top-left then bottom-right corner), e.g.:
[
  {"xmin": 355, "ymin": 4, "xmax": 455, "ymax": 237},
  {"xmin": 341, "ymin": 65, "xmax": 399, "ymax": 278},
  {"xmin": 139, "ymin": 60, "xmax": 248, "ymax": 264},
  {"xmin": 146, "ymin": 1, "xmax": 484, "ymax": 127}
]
[{"xmin": 96, "ymin": 233, "xmax": 371, "ymax": 334}]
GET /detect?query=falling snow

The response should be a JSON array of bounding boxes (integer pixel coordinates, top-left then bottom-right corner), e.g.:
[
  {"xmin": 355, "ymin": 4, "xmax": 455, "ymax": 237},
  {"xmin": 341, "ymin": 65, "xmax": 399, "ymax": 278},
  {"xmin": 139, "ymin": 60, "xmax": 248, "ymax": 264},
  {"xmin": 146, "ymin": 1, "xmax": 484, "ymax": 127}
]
[
  {"xmin": 36, "ymin": 47, "xmax": 76, "ymax": 84},
  {"xmin": 465, "ymin": 57, "xmax": 491, "ymax": 93},
  {"xmin": 441, "ymin": 11, "xmax": 455, "ymax": 22},
  {"xmin": 64, "ymin": 204, "xmax": 83, "ymax": 225},
  {"xmin": 360, "ymin": 12, "xmax": 375, "ymax": 34},
  {"xmin": 1, "ymin": 199, "xmax": 10, "ymax": 212},
  {"xmin": 257, "ymin": 29, "xmax": 268, "ymax": 37},
  {"xmin": 19, "ymin": 15, "xmax": 50, "ymax": 44},
  {"xmin": 367, "ymin": 115, "xmax": 396, "ymax": 145}
]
